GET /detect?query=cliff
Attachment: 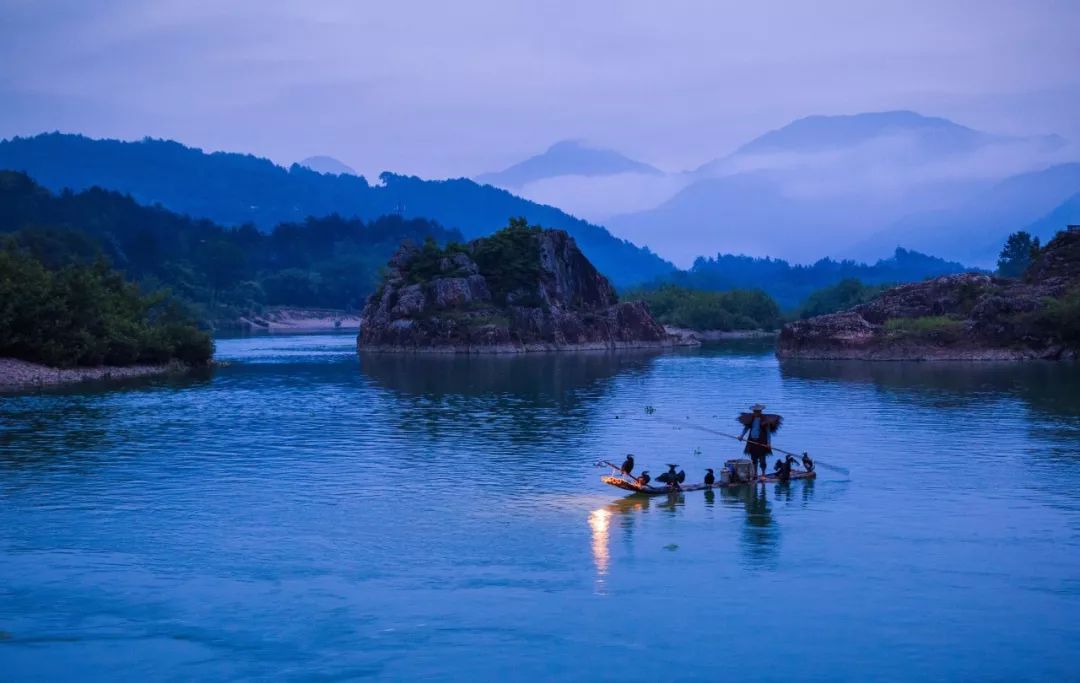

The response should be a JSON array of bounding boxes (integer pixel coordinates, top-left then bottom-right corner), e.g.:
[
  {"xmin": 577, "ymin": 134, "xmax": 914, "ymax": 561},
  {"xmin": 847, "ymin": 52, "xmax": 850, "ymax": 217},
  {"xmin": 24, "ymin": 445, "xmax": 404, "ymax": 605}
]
[
  {"xmin": 357, "ymin": 222, "xmax": 683, "ymax": 353},
  {"xmin": 777, "ymin": 228, "xmax": 1080, "ymax": 360}
]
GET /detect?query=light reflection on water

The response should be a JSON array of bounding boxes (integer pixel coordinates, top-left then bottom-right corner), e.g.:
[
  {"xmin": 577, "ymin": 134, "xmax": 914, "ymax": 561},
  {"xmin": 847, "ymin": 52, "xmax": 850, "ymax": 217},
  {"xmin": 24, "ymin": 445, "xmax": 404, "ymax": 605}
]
[{"xmin": 0, "ymin": 333, "xmax": 1078, "ymax": 680}]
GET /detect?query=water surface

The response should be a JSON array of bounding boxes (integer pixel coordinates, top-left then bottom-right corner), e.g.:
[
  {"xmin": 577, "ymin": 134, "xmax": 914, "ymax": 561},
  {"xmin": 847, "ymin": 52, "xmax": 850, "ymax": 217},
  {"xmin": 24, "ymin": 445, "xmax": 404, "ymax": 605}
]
[{"xmin": 2, "ymin": 334, "xmax": 1078, "ymax": 680}]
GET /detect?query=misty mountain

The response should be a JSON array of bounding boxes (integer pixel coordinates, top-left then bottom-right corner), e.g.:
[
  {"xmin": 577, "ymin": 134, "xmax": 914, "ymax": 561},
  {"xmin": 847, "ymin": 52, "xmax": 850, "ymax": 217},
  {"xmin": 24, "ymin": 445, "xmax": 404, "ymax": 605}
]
[
  {"xmin": 475, "ymin": 140, "xmax": 675, "ymax": 221},
  {"xmin": 298, "ymin": 155, "xmax": 357, "ymax": 176},
  {"xmin": 476, "ymin": 140, "xmax": 661, "ymax": 188},
  {"xmin": 1025, "ymin": 193, "xmax": 1080, "ymax": 241},
  {"xmin": 608, "ymin": 111, "xmax": 1073, "ymax": 266},
  {"xmin": 859, "ymin": 163, "xmax": 1080, "ymax": 264},
  {"xmin": 722, "ymin": 111, "xmax": 990, "ymax": 160},
  {"xmin": 0, "ymin": 133, "xmax": 674, "ymax": 287}
]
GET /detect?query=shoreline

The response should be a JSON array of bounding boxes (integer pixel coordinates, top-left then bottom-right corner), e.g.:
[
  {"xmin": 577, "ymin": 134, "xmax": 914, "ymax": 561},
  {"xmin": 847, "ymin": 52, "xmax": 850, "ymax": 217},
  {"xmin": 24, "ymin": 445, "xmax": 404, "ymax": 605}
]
[
  {"xmin": 664, "ymin": 326, "xmax": 777, "ymax": 342},
  {"xmin": 776, "ymin": 346, "xmax": 1076, "ymax": 361},
  {"xmin": 225, "ymin": 307, "xmax": 362, "ymax": 333},
  {"xmin": 356, "ymin": 337, "xmax": 696, "ymax": 354},
  {"xmin": 0, "ymin": 357, "xmax": 184, "ymax": 391}
]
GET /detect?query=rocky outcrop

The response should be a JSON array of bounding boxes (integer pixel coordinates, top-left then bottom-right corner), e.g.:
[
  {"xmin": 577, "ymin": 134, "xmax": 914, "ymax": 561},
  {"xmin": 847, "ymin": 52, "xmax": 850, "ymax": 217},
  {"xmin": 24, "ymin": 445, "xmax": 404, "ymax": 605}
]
[
  {"xmin": 358, "ymin": 226, "xmax": 686, "ymax": 353},
  {"xmin": 778, "ymin": 228, "xmax": 1080, "ymax": 360}
]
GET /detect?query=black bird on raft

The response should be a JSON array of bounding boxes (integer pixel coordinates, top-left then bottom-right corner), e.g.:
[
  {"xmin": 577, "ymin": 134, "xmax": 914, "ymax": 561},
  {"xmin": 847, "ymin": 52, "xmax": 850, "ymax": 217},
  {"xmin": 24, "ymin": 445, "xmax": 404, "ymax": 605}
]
[
  {"xmin": 774, "ymin": 454, "xmax": 798, "ymax": 482},
  {"xmin": 656, "ymin": 464, "xmax": 678, "ymax": 484},
  {"xmin": 636, "ymin": 471, "xmax": 651, "ymax": 486},
  {"xmin": 704, "ymin": 469, "xmax": 715, "ymax": 486},
  {"xmin": 620, "ymin": 454, "xmax": 635, "ymax": 477}
]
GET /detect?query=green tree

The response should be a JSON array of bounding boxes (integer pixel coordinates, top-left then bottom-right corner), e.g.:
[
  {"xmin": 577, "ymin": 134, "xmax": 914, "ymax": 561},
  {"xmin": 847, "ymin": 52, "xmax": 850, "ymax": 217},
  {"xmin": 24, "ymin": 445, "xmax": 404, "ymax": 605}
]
[
  {"xmin": 622, "ymin": 284, "xmax": 780, "ymax": 331},
  {"xmin": 997, "ymin": 231, "xmax": 1040, "ymax": 278},
  {"xmin": 799, "ymin": 278, "xmax": 891, "ymax": 318},
  {"xmin": 0, "ymin": 239, "xmax": 212, "ymax": 368}
]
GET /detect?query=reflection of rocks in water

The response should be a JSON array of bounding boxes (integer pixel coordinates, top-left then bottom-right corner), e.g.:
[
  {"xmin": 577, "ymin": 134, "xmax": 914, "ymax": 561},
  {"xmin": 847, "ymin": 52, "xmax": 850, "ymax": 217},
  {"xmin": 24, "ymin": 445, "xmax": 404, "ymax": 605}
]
[
  {"xmin": 720, "ymin": 484, "xmax": 779, "ymax": 568},
  {"xmin": 360, "ymin": 350, "xmax": 659, "ymax": 401},
  {"xmin": 780, "ymin": 359, "xmax": 1080, "ymax": 418},
  {"xmin": 359, "ymin": 351, "xmax": 661, "ymax": 448}
]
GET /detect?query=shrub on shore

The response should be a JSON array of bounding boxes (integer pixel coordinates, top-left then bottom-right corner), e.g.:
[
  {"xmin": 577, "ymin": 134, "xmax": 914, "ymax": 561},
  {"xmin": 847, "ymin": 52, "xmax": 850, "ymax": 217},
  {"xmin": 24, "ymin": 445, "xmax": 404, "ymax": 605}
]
[
  {"xmin": 623, "ymin": 284, "xmax": 780, "ymax": 331},
  {"xmin": 798, "ymin": 278, "xmax": 891, "ymax": 318},
  {"xmin": 883, "ymin": 315, "xmax": 966, "ymax": 341},
  {"xmin": 0, "ymin": 241, "xmax": 213, "ymax": 368}
]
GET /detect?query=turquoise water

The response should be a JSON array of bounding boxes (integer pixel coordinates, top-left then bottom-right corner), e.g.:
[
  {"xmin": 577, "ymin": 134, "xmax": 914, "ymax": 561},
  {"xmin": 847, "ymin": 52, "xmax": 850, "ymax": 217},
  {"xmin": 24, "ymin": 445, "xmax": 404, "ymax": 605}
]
[{"xmin": 2, "ymin": 333, "xmax": 1079, "ymax": 681}]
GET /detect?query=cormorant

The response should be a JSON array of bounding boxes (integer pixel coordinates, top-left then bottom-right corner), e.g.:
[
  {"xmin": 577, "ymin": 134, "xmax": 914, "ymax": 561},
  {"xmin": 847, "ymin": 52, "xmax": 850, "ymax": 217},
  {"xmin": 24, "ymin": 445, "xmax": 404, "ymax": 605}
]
[
  {"xmin": 776, "ymin": 454, "xmax": 797, "ymax": 482},
  {"xmin": 656, "ymin": 464, "xmax": 678, "ymax": 484},
  {"xmin": 801, "ymin": 452, "xmax": 814, "ymax": 472},
  {"xmin": 636, "ymin": 471, "xmax": 651, "ymax": 487},
  {"xmin": 620, "ymin": 454, "xmax": 635, "ymax": 477},
  {"xmin": 704, "ymin": 468, "xmax": 715, "ymax": 486}
]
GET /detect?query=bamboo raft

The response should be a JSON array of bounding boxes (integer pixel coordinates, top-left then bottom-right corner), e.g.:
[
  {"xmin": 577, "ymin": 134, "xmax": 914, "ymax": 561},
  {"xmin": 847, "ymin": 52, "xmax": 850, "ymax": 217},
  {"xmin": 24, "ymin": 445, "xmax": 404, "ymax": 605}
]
[{"xmin": 601, "ymin": 470, "xmax": 815, "ymax": 495}]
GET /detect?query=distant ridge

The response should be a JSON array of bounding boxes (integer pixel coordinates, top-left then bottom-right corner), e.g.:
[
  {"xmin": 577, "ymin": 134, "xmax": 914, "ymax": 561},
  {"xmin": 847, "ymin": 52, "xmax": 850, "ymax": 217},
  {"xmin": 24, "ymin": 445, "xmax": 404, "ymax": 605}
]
[
  {"xmin": 298, "ymin": 155, "xmax": 356, "ymax": 176},
  {"xmin": 733, "ymin": 110, "xmax": 991, "ymax": 157},
  {"xmin": 476, "ymin": 139, "xmax": 662, "ymax": 188},
  {"xmin": 609, "ymin": 110, "xmax": 1074, "ymax": 265},
  {"xmin": 0, "ymin": 133, "xmax": 675, "ymax": 287}
]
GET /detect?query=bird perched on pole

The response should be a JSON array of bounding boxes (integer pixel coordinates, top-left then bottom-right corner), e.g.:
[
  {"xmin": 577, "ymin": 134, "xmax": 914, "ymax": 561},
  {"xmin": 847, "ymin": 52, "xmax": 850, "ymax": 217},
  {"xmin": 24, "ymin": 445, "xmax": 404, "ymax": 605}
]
[{"xmin": 620, "ymin": 454, "xmax": 635, "ymax": 478}]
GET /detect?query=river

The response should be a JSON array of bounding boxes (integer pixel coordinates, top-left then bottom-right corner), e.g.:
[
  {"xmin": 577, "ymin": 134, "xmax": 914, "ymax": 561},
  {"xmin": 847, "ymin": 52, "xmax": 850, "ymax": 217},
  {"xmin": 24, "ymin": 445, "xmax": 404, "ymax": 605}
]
[{"xmin": 2, "ymin": 333, "xmax": 1078, "ymax": 681}]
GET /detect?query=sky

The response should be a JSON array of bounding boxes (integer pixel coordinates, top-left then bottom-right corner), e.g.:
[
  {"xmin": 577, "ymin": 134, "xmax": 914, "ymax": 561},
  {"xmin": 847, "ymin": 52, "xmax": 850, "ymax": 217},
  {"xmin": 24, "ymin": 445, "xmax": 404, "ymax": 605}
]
[{"xmin": 1, "ymin": 0, "xmax": 1079, "ymax": 181}]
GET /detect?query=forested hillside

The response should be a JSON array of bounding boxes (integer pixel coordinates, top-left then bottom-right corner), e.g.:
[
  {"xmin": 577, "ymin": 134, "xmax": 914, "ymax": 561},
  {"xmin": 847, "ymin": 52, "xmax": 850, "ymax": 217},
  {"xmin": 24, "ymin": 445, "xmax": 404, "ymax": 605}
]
[
  {"xmin": 0, "ymin": 133, "xmax": 675, "ymax": 287},
  {"xmin": 0, "ymin": 171, "xmax": 461, "ymax": 321},
  {"xmin": 660, "ymin": 247, "xmax": 971, "ymax": 309},
  {"xmin": 0, "ymin": 238, "xmax": 213, "ymax": 368}
]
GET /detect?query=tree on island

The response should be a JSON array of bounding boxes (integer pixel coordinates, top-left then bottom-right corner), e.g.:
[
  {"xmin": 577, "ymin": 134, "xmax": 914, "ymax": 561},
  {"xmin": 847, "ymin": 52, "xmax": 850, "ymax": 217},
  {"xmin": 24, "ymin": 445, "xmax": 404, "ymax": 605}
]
[{"xmin": 997, "ymin": 231, "xmax": 1040, "ymax": 278}]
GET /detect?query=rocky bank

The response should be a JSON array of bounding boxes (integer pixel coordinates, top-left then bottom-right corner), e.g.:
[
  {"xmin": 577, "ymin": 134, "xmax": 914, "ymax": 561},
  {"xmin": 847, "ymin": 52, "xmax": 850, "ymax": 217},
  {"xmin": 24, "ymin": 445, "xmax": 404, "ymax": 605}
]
[
  {"xmin": 358, "ymin": 224, "xmax": 686, "ymax": 353},
  {"xmin": 777, "ymin": 228, "xmax": 1080, "ymax": 360},
  {"xmin": 0, "ymin": 357, "xmax": 181, "ymax": 391}
]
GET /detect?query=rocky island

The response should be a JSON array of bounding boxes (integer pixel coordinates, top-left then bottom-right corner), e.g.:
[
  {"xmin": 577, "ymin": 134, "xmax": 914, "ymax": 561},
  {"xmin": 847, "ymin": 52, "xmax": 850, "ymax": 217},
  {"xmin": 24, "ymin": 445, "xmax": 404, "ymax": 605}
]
[
  {"xmin": 778, "ymin": 228, "xmax": 1080, "ymax": 360},
  {"xmin": 357, "ymin": 220, "xmax": 684, "ymax": 353}
]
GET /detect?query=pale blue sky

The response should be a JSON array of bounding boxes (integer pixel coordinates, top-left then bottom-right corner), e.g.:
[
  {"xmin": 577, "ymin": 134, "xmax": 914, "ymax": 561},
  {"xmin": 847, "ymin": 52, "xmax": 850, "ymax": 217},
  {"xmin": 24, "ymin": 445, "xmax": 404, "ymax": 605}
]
[{"xmin": 2, "ymin": 0, "xmax": 1078, "ymax": 179}]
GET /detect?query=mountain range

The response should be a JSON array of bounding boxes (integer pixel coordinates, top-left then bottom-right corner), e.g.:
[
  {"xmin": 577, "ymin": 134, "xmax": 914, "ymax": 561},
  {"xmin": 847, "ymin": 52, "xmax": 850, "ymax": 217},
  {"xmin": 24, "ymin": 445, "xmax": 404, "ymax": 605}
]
[
  {"xmin": 0, "ymin": 131, "xmax": 986, "ymax": 310},
  {"xmin": 476, "ymin": 111, "xmax": 1078, "ymax": 267},
  {"xmin": 12, "ymin": 111, "xmax": 1071, "ymax": 279},
  {"xmin": 476, "ymin": 140, "xmax": 661, "ymax": 187},
  {"xmin": 0, "ymin": 133, "xmax": 674, "ymax": 288}
]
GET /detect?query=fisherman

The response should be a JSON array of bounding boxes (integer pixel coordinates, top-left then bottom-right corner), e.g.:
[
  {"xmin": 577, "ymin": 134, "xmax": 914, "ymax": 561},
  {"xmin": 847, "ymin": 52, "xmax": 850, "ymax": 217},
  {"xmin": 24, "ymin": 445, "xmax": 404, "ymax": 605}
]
[{"xmin": 738, "ymin": 403, "xmax": 783, "ymax": 480}]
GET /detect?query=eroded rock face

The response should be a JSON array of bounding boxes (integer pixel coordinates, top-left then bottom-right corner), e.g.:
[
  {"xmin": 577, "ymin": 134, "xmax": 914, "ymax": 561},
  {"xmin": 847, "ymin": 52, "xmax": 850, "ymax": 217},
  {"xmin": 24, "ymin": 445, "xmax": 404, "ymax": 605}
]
[
  {"xmin": 778, "ymin": 229, "xmax": 1080, "ymax": 361},
  {"xmin": 358, "ymin": 229, "xmax": 682, "ymax": 353}
]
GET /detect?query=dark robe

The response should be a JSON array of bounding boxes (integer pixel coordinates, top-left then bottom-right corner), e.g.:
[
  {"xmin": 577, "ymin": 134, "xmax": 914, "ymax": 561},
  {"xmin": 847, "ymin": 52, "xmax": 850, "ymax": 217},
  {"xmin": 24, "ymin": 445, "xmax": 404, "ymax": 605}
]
[{"xmin": 737, "ymin": 412, "xmax": 782, "ymax": 457}]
